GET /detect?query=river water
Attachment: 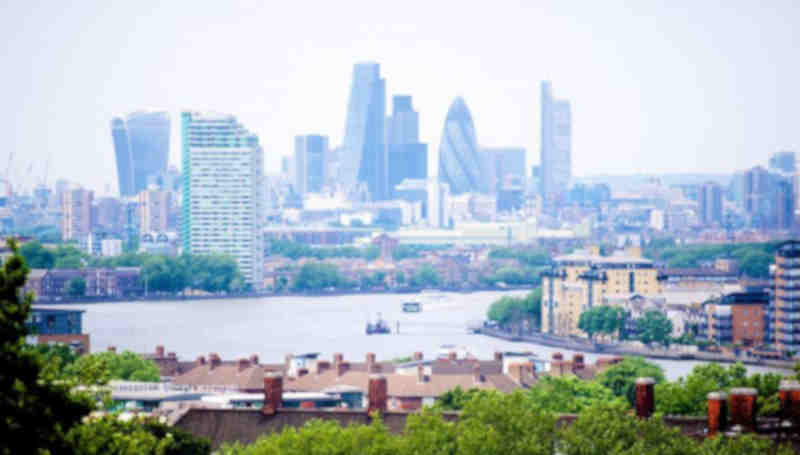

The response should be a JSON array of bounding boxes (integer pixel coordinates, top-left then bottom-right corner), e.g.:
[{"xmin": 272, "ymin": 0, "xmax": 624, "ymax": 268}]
[{"xmin": 38, "ymin": 290, "xmax": 791, "ymax": 381}]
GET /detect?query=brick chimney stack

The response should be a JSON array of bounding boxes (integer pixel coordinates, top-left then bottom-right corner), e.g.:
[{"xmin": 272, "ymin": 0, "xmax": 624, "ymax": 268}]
[
  {"xmin": 333, "ymin": 353, "xmax": 344, "ymax": 366},
  {"xmin": 635, "ymin": 378, "xmax": 655, "ymax": 419},
  {"xmin": 473, "ymin": 363, "xmax": 483, "ymax": 384},
  {"xmin": 263, "ymin": 373, "xmax": 283, "ymax": 416},
  {"xmin": 779, "ymin": 381, "xmax": 800, "ymax": 423},
  {"xmin": 155, "ymin": 345, "xmax": 165, "ymax": 358},
  {"xmin": 196, "ymin": 355, "xmax": 206, "ymax": 366},
  {"xmin": 297, "ymin": 368, "xmax": 309, "ymax": 377},
  {"xmin": 413, "ymin": 351, "xmax": 423, "ymax": 361},
  {"xmin": 238, "ymin": 358, "xmax": 250, "ymax": 373},
  {"xmin": 107, "ymin": 346, "xmax": 117, "ymax": 353},
  {"xmin": 366, "ymin": 352, "xmax": 376, "ymax": 371},
  {"xmin": 707, "ymin": 392, "xmax": 728, "ymax": 437},
  {"xmin": 417, "ymin": 364, "xmax": 426, "ymax": 383},
  {"xmin": 448, "ymin": 351, "xmax": 457, "ymax": 362},
  {"xmin": 729, "ymin": 388, "xmax": 757, "ymax": 432},
  {"xmin": 572, "ymin": 354, "xmax": 584, "ymax": 370},
  {"xmin": 551, "ymin": 352, "xmax": 563, "ymax": 361},
  {"xmin": 337, "ymin": 361, "xmax": 350, "ymax": 377},
  {"xmin": 167, "ymin": 352, "xmax": 176, "ymax": 360},
  {"xmin": 367, "ymin": 374, "xmax": 388, "ymax": 415},
  {"xmin": 249, "ymin": 354, "xmax": 259, "ymax": 365},
  {"xmin": 209, "ymin": 353, "xmax": 221, "ymax": 370},
  {"xmin": 494, "ymin": 351, "xmax": 503, "ymax": 362},
  {"xmin": 316, "ymin": 360, "xmax": 331, "ymax": 375}
]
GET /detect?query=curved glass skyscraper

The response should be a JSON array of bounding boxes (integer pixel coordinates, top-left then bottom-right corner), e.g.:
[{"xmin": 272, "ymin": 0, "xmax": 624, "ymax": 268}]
[
  {"xmin": 438, "ymin": 97, "xmax": 483, "ymax": 194},
  {"xmin": 110, "ymin": 111, "xmax": 170, "ymax": 197}
]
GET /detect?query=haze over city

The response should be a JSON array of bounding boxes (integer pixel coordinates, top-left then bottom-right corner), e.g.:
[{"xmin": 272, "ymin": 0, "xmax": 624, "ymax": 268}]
[{"xmin": 2, "ymin": 0, "xmax": 798, "ymax": 193}]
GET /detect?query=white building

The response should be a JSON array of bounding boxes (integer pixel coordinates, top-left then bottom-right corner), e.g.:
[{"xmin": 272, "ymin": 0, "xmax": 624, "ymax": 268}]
[
  {"xmin": 181, "ymin": 112, "xmax": 264, "ymax": 289},
  {"xmin": 101, "ymin": 239, "xmax": 123, "ymax": 257}
]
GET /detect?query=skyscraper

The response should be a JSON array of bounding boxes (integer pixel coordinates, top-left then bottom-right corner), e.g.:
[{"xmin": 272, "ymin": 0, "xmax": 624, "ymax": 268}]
[
  {"xmin": 111, "ymin": 112, "xmax": 170, "ymax": 197},
  {"xmin": 769, "ymin": 150, "xmax": 796, "ymax": 174},
  {"xmin": 438, "ymin": 97, "xmax": 485, "ymax": 194},
  {"xmin": 387, "ymin": 95, "xmax": 427, "ymax": 197},
  {"xmin": 294, "ymin": 135, "xmax": 328, "ymax": 196},
  {"xmin": 698, "ymin": 182, "xmax": 723, "ymax": 226},
  {"xmin": 341, "ymin": 62, "xmax": 387, "ymax": 200},
  {"xmin": 481, "ymin": 147, "xmax": 527, "ymax": 193},
  {"xmin": 540, "ymin": 82, "xmax": 571, "ymax": 202},
  {"xmin": 181, "ymin": 112, "xmax": 264, "ymax": 289}
]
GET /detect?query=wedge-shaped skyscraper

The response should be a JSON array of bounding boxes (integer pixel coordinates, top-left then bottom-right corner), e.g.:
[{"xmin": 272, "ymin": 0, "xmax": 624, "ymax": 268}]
[
  {"xmin": 438, "ymin": 97, "xmax": 484, "ymax": 194},
  {"xmin": 111, "ymin": 111, "xmax": 170, "ymax": 197}
]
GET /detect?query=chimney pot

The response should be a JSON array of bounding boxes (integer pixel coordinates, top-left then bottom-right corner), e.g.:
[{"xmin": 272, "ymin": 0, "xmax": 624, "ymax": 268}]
[
  {"xmin": 417, "ymin": 364, "xmax": 426, "ymax": 383},
  {"xmin": 367, "ymin": 374, "xmax": 388, "ymax": 415},
  {"xmin": 635, "ymin": 377, "xmax": 655, "ymax": 419},
  {"xmin": 572, "ymin": 354, "xmax": 584, "ymax": 370},
  {"xmin": 337, "ymin": 361, "xmax": 350, "ymax": 377},
  {"xmin": 108, "ymin": 346, "xmax": 117, "ymax": 353},
  {"xmin": 263, "ymin": 373, "xmax": 283, "ymax": 415},
  {"xmin": 366, "ymin": 352, "xmax": 376, "ymax": 365},
  {"xmin": 779, "ymin": 381, "xmax": 800, "ymax": 423},
  {"xmin": 238, "ymin": 358, "xmax": 250, "ymax": 372},
  {"xmin": 156, "ymin": 345, "xmax": 165, "ymax": 357},
  {"xmin": 316, "ymin": 360, "xmax": 331, "ymax": 375},
  {"xmin": 551, "ymin": 352, "xmax": 563, "ymax": 361},
  {"xmin": 250, "ymin": 354, "xmax": 259, "ymax": 365},
  {"xmin": 473, "ymin": 363, "xmax": 483, "ymax": 383},
  {"xmin": 448, "ymin": 351, "xmax": 457, "ymax": 361},
  {"xmin": 333, "ymin": 353, "xmax": 344, "ymax": 366},
  {"xmin": 197, "ymin": 355, "xmax": 206, "ymax": 366},
  {"xmin": 413, "ymin": 351, "xmax": 423, "ymax": 361},
  {"xmin": 297, "ymin": 368, "xmax": 309, "ymax": 377},
  {"xmin": 167, "ymin": 352, "xmax": 177, "ymax": 360},
  {"xmin": 707, "ymin": 392, "xmax": 728, "ymax": 438},
  {"xmin": 209, "ymin": 353, "xmax": 221, "ymax": 369},
  {"xmin": 494, "ymin": 351, "xmax": 503, "ymax": 362},
  {"xmin": 729, "ymin": 387, "xmax": 758, "ymax": 432}
]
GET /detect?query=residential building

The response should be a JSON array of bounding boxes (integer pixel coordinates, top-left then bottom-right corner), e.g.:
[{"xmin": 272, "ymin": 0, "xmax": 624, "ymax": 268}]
[
  {"xmin": 438, "ymin": 97, "xmax": 484, "ymax": 194},
  {"xmin": 138, "ymin": 187, "xmax": 170, "ymax": 233},
  {"xmin": 61, "ymin": 188, "xmax": 93, "ymax": 241},
  {"xmin": 101, "ymin": 239, "xmax": 123, "ymax": 257},
  {"xmin": 294, "ymin": 135, "xmax": 328, "ymax": 196},
  {"xmin": 704, "ymin": 292, "xmax": 769, "ymax": 346},
  {"xmin": 111, "ymin": 111, "xmax": 170, "ymax": 197},
  {"xmin": 774, "ymin": 240, "xmax": 800, "ymax": 352},
  {"xmin": 540, "ymin": 81, "xmax": 571, "ymax": 203},
  {"xmin": 697, "ymin": 182, "xmax": 723, "ymax": 226},
  {"xmin": 541, "ymin": 248, "xmax": 663, "ymax": 336},
  {"xmin": 25, "ymin": 308, "xmax": 90, "ymax": 354},
  {"xmin": 386, "ymin": 96, "xmax": 427, "ymax": 197},
  {"xmin": 29, "ymin": 268, "xmax": 142, "ymax": 300},
  {"xmin": 341, "ymin": 62, "xmax": 387, "ymax": 200},
  {"xmin": 181, "ymin": 112, "xmax": 265, "ymax": 288}
]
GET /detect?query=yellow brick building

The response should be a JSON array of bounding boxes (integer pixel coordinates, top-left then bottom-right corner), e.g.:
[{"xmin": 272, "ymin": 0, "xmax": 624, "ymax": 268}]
[{"xmin": 541, "ymin": 248, "xmax": 663, "ymax": 336}]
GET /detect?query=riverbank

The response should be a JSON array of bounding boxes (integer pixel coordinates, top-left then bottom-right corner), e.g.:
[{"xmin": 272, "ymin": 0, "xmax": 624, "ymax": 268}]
[
  {"xmin": 33, "ymin": 285, "xmax": 537, "ymax": 304},
  {"xmin": 477, "ymin": 327, "xmax": 796, "ymax": 371}
]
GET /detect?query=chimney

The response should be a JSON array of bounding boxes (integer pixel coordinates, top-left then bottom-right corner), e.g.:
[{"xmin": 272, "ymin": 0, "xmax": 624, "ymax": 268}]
[
  {"xmin": 417, "ymin": 364, "xmax": 427, "ymax": 383},
  {"xmin": 263, "ymin": 373, "xmax": 283, "ymax": 415},
  {"xmin": 494, "ymin": 351, "xmax": 503, "ymax": 362},
  {"xmin": 551, "ymin": 352, "xmax": 563, "ymax": 361},
  {"xmin": 729, "ymin": 388, "xmax": 757, "ymax": 432},
  {"xmin": 250, "ymin": 354, "xmax": 259, "ymax": 365},
  {"xmin": 237, "ymin": 358, "xmax": 251, "ymax": 373},
  {"xmin": 284, "ymin": 353, "xmax": 293, "ymax": 371},
  {"xmin": 572, "ymin": 354, "xmax": 584, "ymax": 370},
  {"xmin": 635, "ymin": 378, "xmax": 655, "ymax": 419},
  {"xmin": 297, "ymin": 368, "xmax": 309, "ymax": 377},
  {"xmin": 448, "ymin": 351, "xmax": 457, "ymax": 362},
  {"xmin": 367, "ymin": 374, "xmax": 388, "ymax": 415},
  {"xmin": 707, "ymin": 392, "xmax": 728, "ymax": 438},
  {"xmin": 366, "ymin": 352, "xmax": 376, "ymax": 371},
  {"xmin": 167, "ymin": 352, "xmax": 177, "ymax": 360},
  {"xmin": 107, "ymin": 346, "xmax": 117, "ymax": 353},
  {"xmin": 413, "ymin": 351, "xmax": 423, "ymax": 361},
  {"xmin": 316, "ymin": 360, "xmax": 331, "ymax": 375},
  {"xmin": 196, "ymin": 355, "xmax": 206, "ymax": 366},
  {"xmin": 779, "ymin": 381, "xmax": 800, "ymax": 423},
  {"xmin": 337, "ymin": 361, "xmax": 350, "ymax": 377},
  {"xmin": 333, "ymin": 352, "xmax": 344, "ymax": 366},
  {"xmin": 155, "ymin": 345, "xmax": 165, "ymax": 358},
  {"xmin": 209, "ymin": 353, "xmax": 221, "ymax": 370},
  {"xmin": 473, "ymin": 363, "xmax": 483, "ymax": 384}
]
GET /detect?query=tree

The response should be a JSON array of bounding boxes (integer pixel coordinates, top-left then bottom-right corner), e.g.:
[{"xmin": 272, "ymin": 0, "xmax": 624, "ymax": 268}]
[
  {"xmin": 66, "ymin": 350, "xmax": 161, "ymax": 383},
  {"xmin": 436, "ymin": 386, "xmax": 493, "ymax": 410},
  {"xmin": 292, "ymin": 262, "xmax": 351, "ymax": 291},
  {"xmin": 636, "ymin": 310, "xmax": 673, "ymax": 347},
  {"xmin": 19, "ymin": 240, "xmax": 55, "ymax": 268},
  {"xmin": 578, "ymin": 306, "xmax": 625, "ymax": 341},
  {"xmin": 66, "ymin": 415, "xmax": 211, "ymax": 455},
  {"xmin": 527, "ymin": 376, "xmax": 623, "ymax": 413},
  {"xmin": 486, "ymin": 289, "xmax": 542, "ymax": 330},
  {"xmin": 409, "ymin": 265, "xmax": 442, "ymax": 288},
  {"xmin": 595, "ymin": 357, "xmax": 665, "ymax": 405},
  {"xmin": 65, "ymin": 277, "xmax": 87, "ymax": 297},
  {"xmin": 0, "ymin": 240, "xmax": 92, "ymax": 454}
]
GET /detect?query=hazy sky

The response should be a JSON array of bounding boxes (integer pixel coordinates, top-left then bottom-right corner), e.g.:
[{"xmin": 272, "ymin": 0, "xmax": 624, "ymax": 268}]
[{"xmin": 2, "ymin": 0, "xmax": 798, "ymax": 195}]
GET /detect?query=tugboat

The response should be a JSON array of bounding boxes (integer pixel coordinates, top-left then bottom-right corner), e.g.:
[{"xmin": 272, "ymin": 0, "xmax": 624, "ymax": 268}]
[
  {"xmin": 402, "ymin": 301, "xmax": 422, "ymax": 313},
  {"xmin": 366, "ymin": 313, "xmax": 391, "ymax": 335}
]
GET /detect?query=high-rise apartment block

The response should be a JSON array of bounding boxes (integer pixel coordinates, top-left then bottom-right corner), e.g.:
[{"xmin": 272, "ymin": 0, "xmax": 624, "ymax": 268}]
[
  {"xmin": 387, "ymin": 95, "xmax": 427, "ymax": 197},
  {"xmin": 342, "ymin": 62, "xmax": 387, "ymax": 200},
  {"xmin": 540, "ymin": 81, "xmax": 571, "ymax": 202},
  {"xmin": 698, "ymin": 182, "xmax": 723, "ymax": 226},
  {"xmin": 111, "ymin": 112, "xmax": 170, "ymax": 197},
  {"xmin": 294, "ymin": 135, "xmax": 328, "ymax": 196},
  {"xmin": 181, "ymin": 112, "xmax": 264, "ymax": 289},
  {"xmin": 774, "ymin": 241, "xmax": 800, "ymax": 352},
  {"xmin": 62, "ymin": 188, "xmax": 94, "ymax": 241},
  {"xmin": 138, "ymin": 187, "xmax": 170, "ymax": 233}
]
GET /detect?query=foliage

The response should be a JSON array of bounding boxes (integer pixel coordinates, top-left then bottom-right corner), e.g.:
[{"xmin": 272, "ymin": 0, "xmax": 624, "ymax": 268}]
[
  {"xmin": 635, "ymin": 310, "xmax": 673, "ymax": 347},
  {"xmin": 595, "ymin": 357, "xmax": 665, "ymax": 405},
  {"xmin": 18, "ymin": 241, "xmax": 88, "ymax": 269},
  {"xmin": 482, "ymin": 266, "xmax": 541, "ymax": 286},
  {"xmin": 266, "ymin": 238, "xmax": 380, "ymax": 262},
  {"xmin": 66, "ymin": 277, "xmax": 87, "ymax": 297},
  {"xmin": 644, "ymin": 240, "xmax": 779, "ymax": 278},
  {"xmin": 578, "ymin": 305, "xmax": 626, "ymax": 341},
  {"xmin": 392, "ymin": 244, "xmax": 449, "ymax": 261},
  {"xmin": 65, "ymin": 350, "xmax": 161, "ymax": 383},
  {"xmin": 292, "ymin": 262, "xmax": 353, "ymax": 291},
  {"xmin": 488, "ymin": 247, "xmax": 551, "ymax": 267},
  {"xmin": 436, "ymin": 386, "xmax": 494, "ymax": 411},
  {"xmin": 66, "ymin": 415, "xmax": 211, "ymax": 455},
  {"xmin": 487, "ymin": 288, "xmax": 542, "ymax": 329},
  {"xmin": 527, "ymin": 376, "xmax": 623, "ymax": 413},
  {"xmin": 0, "ymin": 239, "xmax": 92, "ymax": 454},
  {"xmin": 409, "ymin": 264, "xmax": 442, "ymax": 288}
]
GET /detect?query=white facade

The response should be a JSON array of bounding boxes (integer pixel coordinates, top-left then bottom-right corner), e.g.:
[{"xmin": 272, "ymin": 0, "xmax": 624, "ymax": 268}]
[
  {"xmin": 181, "ymin": 112, "xmax": 264, "ymax": 289},
  {"xmin": 101, "ymin": 239, "xmax": 123, "ymax": 257}
]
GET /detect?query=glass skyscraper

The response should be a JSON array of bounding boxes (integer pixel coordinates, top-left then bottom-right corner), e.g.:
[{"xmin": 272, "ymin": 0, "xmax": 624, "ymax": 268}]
[
  {"xmin": 540, "ymin": 82, "xmax": 571, "ymax": 201},
  {"xmin": 294, "ymin": 135, "xmax": 328, "ymax": 195},
  {"xmin": 111, "ymin": 111, "xmax": 170, "ymax": 197},
  {"xmin": 341, "ymin": 62, "xmax": 387, "ymax": 200},
  {"xmin": 181, "ymin": 112, "xmax": 264, "ymax": 289},
  {"xmin": 387, "ymin": 95, "xmax": 427, "ymax": 197},
  {"xmin": 438, "ymin": 97, "xmax": 484, "ymax": 194}
]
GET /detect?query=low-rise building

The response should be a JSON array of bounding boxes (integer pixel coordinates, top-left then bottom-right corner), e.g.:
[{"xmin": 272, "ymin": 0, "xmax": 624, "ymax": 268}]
[
  {"xmin": 704, "ymin": 292, "xmax": 769, "ymax": 346},
  {"xmin": 26, "ymin": 308, "xmax": 90, "ymax": 354}
]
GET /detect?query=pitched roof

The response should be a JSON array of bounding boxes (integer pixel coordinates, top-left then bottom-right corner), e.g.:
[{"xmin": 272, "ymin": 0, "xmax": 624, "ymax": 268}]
[{"xmin": 172, "ymin": 362, "xmax": 284, "ymax": 391}]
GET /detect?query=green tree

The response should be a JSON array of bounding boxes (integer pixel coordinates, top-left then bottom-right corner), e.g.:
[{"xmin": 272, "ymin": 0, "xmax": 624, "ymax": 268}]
[
  {"xmin": 436, "ymin": 386, "xmax": 493, "ymax": 410},
  {"xmin": 487, "ymin": 289, "xmax": 542, "ymax": 330},
  {"xmin": 595, "ymin": 357, "xmax": 665, "ymax": 405},
  {"xmin": 636, "ymin": 310, "xmax": 673, "ymax": 347},
  {"xmin": 527, "ymin": 376, "xmax": 623, "ymax": 413},
  {"xmin": 578, "ymin": 305, "xmax": 626, "ymax": 341},
  {"xmin": 67, "ymin": 415, "xmax": 211, "ymax": 455},
  {"xmin": 66, "ymin": 350, "xmax": 161, "ymax": 382},
  {"xmin": 409, "ymin": 264, "xmax": 442, "ymax": 288},
  {"xmin": 0, "ymin": 240, "xmax": 92, "ymax": 454},
  {"xmin": 65, "ymin": 277, "xmax": 87, "ymax": 297},
  {"xmin": 292, "ymin": 262, "xmax": 351, "ymax": 291},
  {"xmin": 19, "ymin": 240, "xmax": 55, "ymax": 268}
]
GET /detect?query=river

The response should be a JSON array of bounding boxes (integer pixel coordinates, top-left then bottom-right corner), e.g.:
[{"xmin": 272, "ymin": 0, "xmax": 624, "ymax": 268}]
[{"xmin": 37, "ymin": 290, "xmax": 791, "ymax": 381}]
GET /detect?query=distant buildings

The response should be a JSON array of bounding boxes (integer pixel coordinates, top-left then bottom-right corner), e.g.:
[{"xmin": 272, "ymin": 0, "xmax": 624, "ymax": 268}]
[
  {"xmin": 698, "ymin": 182, "xmax": 723, "ymax": 226},
  {"xmin": 438, "ymin": 97, "xmax": 484, "ymax": 194},
  {"xmin": 540, "ymin": 81, "xmax": 571, "ymax": 203},
  {"xmin": 387, "ymin": 95, "xmax": 427, "ymax": 198},
  {"xmin": 181, "ymin": 112, "xmax": 264, "ymax": 289},
  {"xmin": 111, "ymin": 112, "xmax": 170, "ymax": 197},
  {"xmin": 483, "ymin": 147, "xmax": 527, "ymax": 190},
  {"xmin": 769, "ymin": 150, "xmax": 796, "ymax": 174},
  {"xmin": 294, "ymin": 135, "xmax": 329, "ymax": 196},
  {"xmin": 138, "ymin": 187, "xmax": 170, "ymax": 233},
  {"xmin": 61, "ymin": 188, "xmax": 93, "ymax": 241},
  {"xmin": 341, "ymin": 62, "xmax": 387, "ymax": 200}
]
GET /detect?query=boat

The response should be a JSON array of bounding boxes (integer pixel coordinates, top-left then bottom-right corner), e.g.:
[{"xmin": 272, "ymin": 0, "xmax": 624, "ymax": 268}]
[
  {"xmin": 402, "ymin": 302, "xmax": 422, "ymax": 313},
  {"xmin": 366, "ymin": 314, "xmax": 391, "ymax": 335}
]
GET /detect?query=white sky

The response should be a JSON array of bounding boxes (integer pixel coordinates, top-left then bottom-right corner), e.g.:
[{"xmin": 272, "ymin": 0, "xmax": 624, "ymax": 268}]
[{"xmin": 2, "ymin": 0, "xmax": 798, "ymax": 195}]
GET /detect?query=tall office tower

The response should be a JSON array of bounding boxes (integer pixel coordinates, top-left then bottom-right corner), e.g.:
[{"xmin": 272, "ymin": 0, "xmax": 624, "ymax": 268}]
[
  {"xmin": 481, "ymin": 147, "xmax": 527, "ymax": 193},
  {"xmin": 341, "ymin": 62, "xmax": 387, "ymax": 200},
  {"xmin": 111, "ymin": 112, "xmax": 170, "ymax": 197},
  {"xmin": 138, "ymin": 187, "xmax": 170, "ymax": 233},
  {"xmin": 181, "ymin": 112, "xmax": 264, "ymax": 289},
  {"xmin": 744, "ymin": 166, "xmax": 780, "ymax": 228},
  {"xmin": 769, "ymin": 150, "xmax": 796, "ymax": 174},
  {"xmin": 438, "ymin": 97, "xmax": 485, "ymax": 194},
  {"xmin": 697, "ymin": 182, "xmax": 723, "ymax": 226},
  {"xmin": 62, "ymin": 188, "xmax": 94, "ymax": 241},
  {"xmin": 776, "ymin": 180, "xmax": 794, "ymax": 230},
  {"xmin": 540, "ymin": 81, "xmax": 572, "ymax": 202},
  {"xmin": 774, "ymin": 241, "xmax": 800, "ymax": 352},
  {"xmin": 387, "ymin": 95, "xmax": 427, "ymax": 197},
  {"xmin": 294, "ymin": 135, "xmax": 328, "ymax": 196}
]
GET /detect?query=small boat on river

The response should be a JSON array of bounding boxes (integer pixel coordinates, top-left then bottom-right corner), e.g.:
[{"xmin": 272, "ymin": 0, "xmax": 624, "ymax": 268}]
[
  {"xmin": 366, "ymin": 314, "xmax": 391, "ymax": 335},
  {"xmin": 402, "ymin": 301, "xmax": 422, "ymax": 313}
]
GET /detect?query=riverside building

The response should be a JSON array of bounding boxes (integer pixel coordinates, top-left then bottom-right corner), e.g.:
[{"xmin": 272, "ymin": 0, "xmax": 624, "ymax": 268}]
[
  {"xmin": 541, "ymin": 247, "xmax": 663, "ymax": 337},
  {"xmin": 181, "ymin": 112, "xmax": 264, "ymax": 289}
]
